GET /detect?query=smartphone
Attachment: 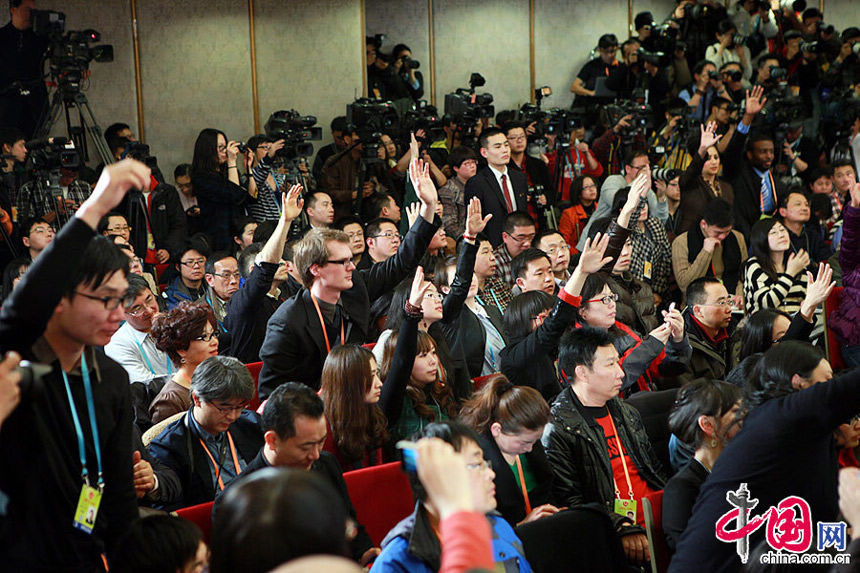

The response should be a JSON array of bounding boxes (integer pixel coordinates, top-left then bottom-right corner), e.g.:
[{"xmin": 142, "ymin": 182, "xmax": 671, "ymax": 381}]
[{"xmin": 396, "ymin": 440, "xmax": 418, "ymax": 473}]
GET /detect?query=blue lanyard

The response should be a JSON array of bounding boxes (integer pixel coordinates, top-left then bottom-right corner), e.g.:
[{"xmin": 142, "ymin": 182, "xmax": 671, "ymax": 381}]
[
  {"xmin": 61, "ymin": 353, "xmax": 103, "ymax": 490},
  {"xmin": 133, "ymin": 336, "xmax": 172, "ymax": 376},
  {"xmin": 205, "ymin": 293, "xmax": 228, "ymax": 333}
]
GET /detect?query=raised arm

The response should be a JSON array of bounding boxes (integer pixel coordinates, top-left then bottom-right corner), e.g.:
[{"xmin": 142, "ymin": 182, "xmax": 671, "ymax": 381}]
[{"xmin": 442, "ymin": 198, "xmax": 490, "ymax": 323}]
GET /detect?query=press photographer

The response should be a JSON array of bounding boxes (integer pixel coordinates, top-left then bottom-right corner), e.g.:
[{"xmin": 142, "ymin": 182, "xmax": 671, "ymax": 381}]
[{"xmin": 0, "ymin": 0, "xmax": 48, "ymax": 138}]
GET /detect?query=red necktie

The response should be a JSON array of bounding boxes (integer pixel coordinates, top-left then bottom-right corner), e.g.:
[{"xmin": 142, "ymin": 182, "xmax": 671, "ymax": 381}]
[{"xmin": 501, "ymin": 174, "xmax": 513, "ymax": 213}]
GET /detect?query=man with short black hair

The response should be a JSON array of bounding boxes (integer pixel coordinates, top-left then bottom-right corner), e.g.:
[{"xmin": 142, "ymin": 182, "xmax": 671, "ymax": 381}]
[
  {"xmin": 494, "ymin": 211, "xmax": 536, "ymax": 287},
  {"xmin": 505, "ymin": 122, "xmax": 552, "ymax": 216},
  {"xmin": 0, "ymin": 127, "xmax": 28, "ymax": 214},
  {"xmin": 779, "ymin": 190, "xmax": 831, "ymax": 264},
  {"xmin": 0, "ymin": 0, "xmax": 48, "ymax": 138},
  {"xmin": 358, "ymin": 217, "xmax": 401, "ymax": 270},
  {"xmin": 543, "ymin": 326, "xmax": 666, "ymax": 566},
  {"xmin": 679, "ymin": 277, "xmax": 735, "ymax": 382},
  {"xmin": 21, "ymin": 216, "xmax": 53, "ymax": 260},
  {"xmin": 672, "ymin": 198, "xmax": 748, "ymax": 299},
  {"xmin": 362, "ymin": 191, "xmax": 401, "ymax": 224},
  {"xmin": 438, "ymin": 145, "xmax": 477, "ymax": 238},
  {"xmin": 465, "ymin": 127, "xmax": 528, "ymax": 247},
  {"xmin": 312, "ymin": 116, "xmax": 348, "ymax": 182},
  {"xmin": 534, "ymin": 229, "xmax": 571, "ymax": 285},
  {"xmin": 305, "ymin": 191, "xmax": 334, "ymax": 229},
  {"xmin": 203, "ymin": 252, "xmax": 240, "ymax": 336},
  {"xmin": 511, "ymin": 248, "xmax": 554, "ymax": 296},
  {"xmin": 570, "ymin": 33, "xmax": 623, "ymax": 107}
]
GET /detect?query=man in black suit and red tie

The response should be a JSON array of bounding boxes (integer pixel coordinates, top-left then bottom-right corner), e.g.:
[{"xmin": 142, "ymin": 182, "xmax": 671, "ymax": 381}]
[{"xmin": 465, "ymin": 127, "xmax": 529, "ymax": 247}]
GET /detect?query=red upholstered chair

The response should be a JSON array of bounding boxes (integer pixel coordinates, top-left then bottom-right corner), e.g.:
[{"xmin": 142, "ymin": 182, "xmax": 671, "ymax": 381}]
[
  {"xmin": 824, "ymin": 287, "xmax": 846, "ymax": 371},
  {"xmin": 245, "ymin": 362, "xmax": 263, "ymax": 411},
  {"xmin": 343, "ymin": 462, "xmax": 414, "ymax": 546},
  {"xmin": 643, "ymin": 491, "xmax": 670, "ymax": 573},
  {"xmin": 362, "ymin": 342, "xmax": 376, "ymax": 351},
  {"xmin": 175, "ymin": 501, "xmax": 214, "ymax": 543},
  {"xmin": 472, "ymin": 374, "xmax": 496, "ymax": 391},
  {"xmin": 155, "ymin": 263, "xmax": 170, "ymax": 282}
]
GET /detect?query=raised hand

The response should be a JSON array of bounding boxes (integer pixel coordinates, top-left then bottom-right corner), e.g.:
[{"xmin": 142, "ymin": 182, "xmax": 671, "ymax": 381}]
[
  {"xmin": 281, "ymin": 184, "xmax": 304, "ymax": 222},
  {"xmin": 405, "ymin": 202, "xmax": 420, "ymax": 228},
  {"xmin": 800, "ymin": 262, "xmax": 835, "ymax": 319},
  {"xmin": 408, "ymin": 266, "xmax": 434, "ymax": 308},
  {"xmin": 409, "ymin": 131, "xmax": 420, "ymax": 162},
  {"xmin": 699, "ymin": 121, "xmax": 723, "ymax": 153},
  {"xmin": 409, "ymin": 158, "xmax": 439, "ymax": 219},
  {"xmin": 465, "ymin": 197, "xmax": 492, "ymax": 237},
  {"xmin": 576, "ymin": 233, "xmax": 613, "ymax": 274},
  {"xmin": 744, "ymin": 85, "xmax": 767, "ymax": 118},
  {"xmin": 850, "ymin": 181, "xmax": 860, "ymax": 208}
]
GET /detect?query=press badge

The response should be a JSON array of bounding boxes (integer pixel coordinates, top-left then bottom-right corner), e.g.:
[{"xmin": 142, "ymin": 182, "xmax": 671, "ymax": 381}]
[
  {"xmin": 614, "ymin": 498, "xmax": 637, "ymax": 520},
  {"xmin": 643, "ymin": 261, "xmax": 652, "ymax": 279},
  {"xmin": 73, "ymin": 484, "xmax": 102, "ymax": 534}
]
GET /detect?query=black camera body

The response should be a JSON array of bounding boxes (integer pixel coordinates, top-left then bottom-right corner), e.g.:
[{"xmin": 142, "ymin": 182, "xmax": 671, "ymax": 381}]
[
  {"xmin": 401, "ymin": 56, "xmax": 420, "ymax": 70},
  {"xmin": 264, "ymin": 110, "xmax": 323, "ymax": 161},
  {"xmin": 401, "ymin": 104, "xmax": 445, "ymax": 147},
  {"xmin": 26, "ymin": 137, "xmax": 80, "ymax": 171},
  {"xmin": 346, "ymin": 99, "xmax": 399, "ymax": 162},
  {"xmin": 444, "ymin": 72, "xmax": 495, "ymax": 131},
  {"xmin": 601, "ymin": 101, "xmax": 653, "ymax": 141},
  {"xmin": 123, "ymin": 141, "xmax": 158, "ymax": 171},
  {"xmin": 32, "ymin": 10, "xmax": 113, "ymax": 94}
]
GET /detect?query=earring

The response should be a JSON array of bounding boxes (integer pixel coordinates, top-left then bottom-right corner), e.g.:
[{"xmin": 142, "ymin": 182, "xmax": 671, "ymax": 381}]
[
  {"xmin": 181, "ymin": 358, "xmax": 186, "ymax": 364},
  {"xmin": 710, "ymin": 438, "xmax": 718, "ymax": 448}
]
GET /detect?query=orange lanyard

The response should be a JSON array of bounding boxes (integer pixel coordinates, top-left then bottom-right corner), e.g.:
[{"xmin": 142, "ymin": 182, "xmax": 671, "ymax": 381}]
[
  {"xmin": 606, "ymin": 413, "xmax": 634, "ymax": 500},
  {"xmin": 310, "ymin": 293, "xmax": 344, "ymax": 354},
  {"xmin": 514, "ymin": 455, "xmax": 532, "ymax": 514},
  {"xmin": 198, "ymin": 431, "xmax": 241, "ymax": 491}
]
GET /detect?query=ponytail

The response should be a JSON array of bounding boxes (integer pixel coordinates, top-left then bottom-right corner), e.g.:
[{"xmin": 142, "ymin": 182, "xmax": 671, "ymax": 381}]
[{"xmin": 459, "ymin": 374, "xmax": 549, "ymax": 434}]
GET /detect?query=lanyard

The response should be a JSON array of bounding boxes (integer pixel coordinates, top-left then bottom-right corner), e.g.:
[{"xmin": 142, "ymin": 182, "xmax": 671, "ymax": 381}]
[
  {"xmin": 606, "ymin": 413, "xmax": 634, "ymax": 501},
  {"xmin": 133, "ymin": 336, "xmax": 172, "ymax": 376},
  {"xmin": 61, "ymin": 353, "xmax": 104, "ymax": 491},
  {"xmin": 205, "ymin": 293, "xmax": 228, "ymax": 334},
  {"xmin": 198, "ymin": 431, "xmax": 241, "ymax": 491},
  {"xmin": 514, "ymin": 455, "xmax": 532, "ymax": 514},
  {"xmin": 310, "ymin": 293, "xmax": 344, "ymax": 354}
]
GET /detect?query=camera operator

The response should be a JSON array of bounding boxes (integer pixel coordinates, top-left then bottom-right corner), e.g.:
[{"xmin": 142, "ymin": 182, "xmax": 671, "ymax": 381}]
[
  {"xmin": 705, "ymin": 20, "xmax": 752, "ymax": 81},
  {"xmin": 728, "ymin": 0, "xmax": 778, "ymax": 57},
  {"xmin": 321, "ymin": 128, "xmax": 390, "ymax": 222},
  {"xmin": 312, "ymin": 116, "xmax": 348, "ymax": 183},
  {"xmin": 173, "ymin": 163, "xmax": 202, "ymax": 236},
  {"xmin": 391, "ymin": 44, "xmax": 424, "ymax": 102},
  {"xmin": 649, "ymin": 98, "xmax": 694, "ymax": 170},
  {"xmin": 634, "ymin": 12, "xmax": 658, "ymax": 52},
  {"xmin": 570, "ymin": 34, "xmax": 623, "ymax": 110},
  {"xmin": 545, "ymin": 120, "xmax": 603, "ymax": 202},
  {"xmin": 752, "ymin": 52, "xmax": 782, "ymax": 93},
  {"xmin": 0, "ymin": 0, "xmax": 48, "ymax": 139},
  {"xmin": 671, "ymin": 0, "xmax": 728, "ymax": 69},
  {"xmin": 0, "ymin": 127, "xmax": 28, "ymax": 215},
  {"xmin": 668, "ymin": 41, "xmax": 693, "ymax": 97},
  {"xmin": 505, "ymin": 122, "xmax": 553, "ymax": 218},
  {"xmin": 680, "ymin": 59, "xmax": 733, "ymax": 123},
  {"xmin": 591, "ymin": 112, "xmax": 647, "ymax": 176},
  {"xmin": 16, "ymin": 162, "xmax": 92, "ymax": 231},
  {"xmin": 719, "ymin": 61, "xmax": 748, "ymax": 103},
  {"xmin": 821, "ymin": 28, "xmax": 860, "ymax": 92},
  {"xmin": 774, "ymin": 122, "xmax": 825, "ymax": 186}
]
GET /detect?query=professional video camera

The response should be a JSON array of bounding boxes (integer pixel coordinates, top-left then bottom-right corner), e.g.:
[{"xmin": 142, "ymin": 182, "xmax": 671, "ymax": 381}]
[
  {"xmin": 122, "ymin": 141, "xmax": 159, "ymax": 171},
  {"xmin": 346, "ymin": 98, "xmax": 399, "ymax": 162},
  {"xmin": 31, "ymin": 10, "xmax": 113, "ymax": 94},
  {"xmin": 637, "ymin": 47, "xmax": 669, "ymax": 67},
  {"xmin": 264, "ymin": 110, "xmax": 323, "ymax": 161},
  {"xmin": 444, "ymin": 73, "xmax": 495, "ymax": 126},
  {"xmin": 400, "ymin": 103, "xmax": 445, "ymax": 147},
  {"xmin": 26, "ymin": 137, "xmax": 80, "ymax": 171},
  {"xmin": 600, "ymin": 100, "xmax": 653, "ymax": 142}
]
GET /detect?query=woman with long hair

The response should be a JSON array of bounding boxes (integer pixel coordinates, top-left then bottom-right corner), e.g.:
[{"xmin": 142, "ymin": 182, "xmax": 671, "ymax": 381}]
[
  {"xmin": 558, "ymin": 175, "xmax": 599, "ymax": 251},
  {"xmin": 663, "ymin": 380, "xmax": 741, "ymax": 552},
  {"xmin": 676, "ymin": 121, "xmax": 735, "ymax": 234},
  {"xmin": 669, "ymin": 341, "xmax": 860, "ymax": 571},
  {"xmin": 191, "ymin": 128, "xmax": 248, "ymax": 251},
  {"xmin": 742, "ymin": 218, "xmax": 811, "ymax": 316}
]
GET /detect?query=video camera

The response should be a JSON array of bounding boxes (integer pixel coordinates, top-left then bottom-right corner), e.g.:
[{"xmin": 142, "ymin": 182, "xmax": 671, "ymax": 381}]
[
  {"xmin": 26, "ymin": 137, "xmax": 80, "ymax": 171},
  {"xmin": 600, "ymin": 100, "xmax": 653, "ymax": 142},
  {"xmin": 264, "ymin": 110, "xmax": 323, "ymax": 161},
  {"xmin": 122, "ymin": 141, "xmax": 159, "ymax": 171},
  {"xmin": 400, "ymin": 103, "xmax": 445, "ymax": 149},
  {"xmin": 444, "ymin": 73, "xmax": 495, "ymax": 124},
  {"xmin": 31, "ymin": 10, "xmax": 114, "ymax": 94},
  {"xmin": 346, "ymin": 98, "xmax": 399, "ymax": 163}
]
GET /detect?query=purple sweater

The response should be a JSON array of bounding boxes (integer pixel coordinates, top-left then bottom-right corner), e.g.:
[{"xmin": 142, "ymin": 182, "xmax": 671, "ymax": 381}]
[{"xmin": 832, "ymin": 203, "xmax": 860, "ymax": 344}]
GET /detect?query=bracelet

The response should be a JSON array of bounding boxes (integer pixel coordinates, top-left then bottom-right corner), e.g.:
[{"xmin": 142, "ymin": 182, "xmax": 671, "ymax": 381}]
[
  {"xmin": 463, "ymin": 233, "xmax": 476, "ymax": 241},
  {"xmin": 405, "ymin": 300, "xmax": 424, "ymax": 317},
  {"xmin": 227, "ymin": 165, "xmax": 238, "ymax": 170}
]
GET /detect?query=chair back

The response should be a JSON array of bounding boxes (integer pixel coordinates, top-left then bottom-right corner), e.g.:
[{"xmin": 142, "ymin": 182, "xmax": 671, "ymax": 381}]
[
  {"xmin": 824, "ymin": 286, "xmax": 845, "ymax": 371},
  {"xmin": 643, "ymin": 491, "xmax": 670, "ymax": 573},
  {"xmin": 142, "ymin": 411, "xmax": 185, "ymax": 447},
  {"xmin": 343, "ymin": 461, "xmax": 414, "ymax": 546},
  {"xmin": 245, "ymin": 362, "xmax": 263, "ymax": 411},
  {"xmin": 472, "ymin": 374, "xmax": 497, "ymax": 392},
  {"xmin": 624, "ymin": 388, "xmax": 679, "ymax": 473},
  {"xmin": 175, "ymin": 501, "xmax": 214, "ymax": 543}
]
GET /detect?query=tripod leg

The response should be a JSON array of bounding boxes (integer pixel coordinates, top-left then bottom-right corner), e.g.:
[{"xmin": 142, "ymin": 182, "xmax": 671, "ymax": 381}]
[{"xmin": 74, "ymin": 95, "xmax": 113, "ymax": 166}]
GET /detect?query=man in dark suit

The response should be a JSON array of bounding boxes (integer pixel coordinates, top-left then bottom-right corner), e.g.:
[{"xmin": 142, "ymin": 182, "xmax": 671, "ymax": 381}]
[
  {"xmin": 258, "ymin": 160, "xmax": 441, "ymax": 397},
  {"xmin": 213, "ymin": 383, "xmax": 378, "ymax": 566},
  {"xmin": 465, "ymin": 127, "xmax": 529, "ymax": 247}
]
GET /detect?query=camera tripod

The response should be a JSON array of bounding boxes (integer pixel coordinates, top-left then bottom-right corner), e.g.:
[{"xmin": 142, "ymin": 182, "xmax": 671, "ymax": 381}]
[{"xmin": 34, "ymin": 88, "xmax": 113, "ymax": 167}]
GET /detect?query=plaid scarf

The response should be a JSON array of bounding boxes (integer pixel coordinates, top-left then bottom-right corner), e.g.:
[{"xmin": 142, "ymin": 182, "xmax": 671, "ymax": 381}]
[{"xmin": 629, "ymin": 200, "xmax": 673, "ymax": 295}]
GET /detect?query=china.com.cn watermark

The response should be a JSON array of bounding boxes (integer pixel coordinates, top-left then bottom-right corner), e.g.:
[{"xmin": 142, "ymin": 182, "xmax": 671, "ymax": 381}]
[{"xmin": 714, "ymin": 483, "xmax": 851, "ymax": 565}]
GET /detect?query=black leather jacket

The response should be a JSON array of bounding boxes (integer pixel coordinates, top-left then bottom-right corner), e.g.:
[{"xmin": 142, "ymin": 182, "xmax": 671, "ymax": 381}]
[{"xmin": 541, "ymin": 386, "xmax": 667, "ymax": 532}]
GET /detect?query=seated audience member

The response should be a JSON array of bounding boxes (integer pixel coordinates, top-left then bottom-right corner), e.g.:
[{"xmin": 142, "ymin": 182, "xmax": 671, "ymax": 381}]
[
  {"xmin": 534, "ymin": 230, "xmax": 572, "ymax": 286},
  {"xmin": 246, "ymin": 135, "xmax": 286, "ymax": 222},
  {"xmin": 214, "ymin": 382, "xmax": 377, "ymax": 565},
  {"xmin": 99, "ymin": 212, "xmax": 132, "ymax": 243},
  {"xmin": 333, "ymin": 216, "xmax": 365, "ymax": 265},
  {"xmin": 164, "ymin": 238, "xmax": 209, "ymax": 309},
  {"xmin": 111, "ymin": 236, "xmax": 159, "ymax": 294},
  {"xmin": 832, "ymin": 159, "xmax": 858, "ymax": 219},
  {"xmin": 510, "ymin": 248, "xmax": 555, "ymax": 296},
  {"xmin": 203, "ymin": 251, "xmax": 241, "ymax": 337},
  {"xmin": 257, "ymin": 158, "xmax": 441, "ymax": 397},
  {"xmin": 460, "ymin": 375, "xmax": 628, "ymax": 572},
  {"xmin": 542, "ymin": 327, "xmax": 667, "ymax": 566},
  {"xmin": 677, "ymin": 121, "xmax": 736, "ymax": 235},
  {"xmin": 149, "ymin": 301, "xmax": 219, "ymax": 424},
  {"xmin": 105, "ymin": 274, "xmax": 171, "ymax": 383},
  {"xmin": 147, "ymin": 356, "xmax": 261, "ymax": 510},
  {"xmin": 0, "ymin": 257, "xmax": 28, "ymax": 303},
  {"xmin": 779, "ymin": 190, "xmax": 832, "ymax": 263},
  {"xmin": 501, "ymin": 234, "xmax": 611, "ymax": 400},
  {"xmin": 558, "ymin": 175, "xmax": 599, "ymax": 251},
  {"xmin": 232, "ymin": 216, "xmax": 257, "ymax": 256},
  {"xmin": 278, "ymin": 239, "xmax": 304, "ymax": 299},
  {"xmin": 375, "ymin": 421, "xmax": 533, "ymax": 572},
  {"xmin": 671, "ymin": 198, "xmax": 747, "ymax": 300},
  {"xmin": 669, "ymin": 342, "xmax": 852, "ymax": 572},
  {"xmin": 174, "ymin": 163, "xmax": 202, "ymax": 236},
  {"xmin": 679, "ymin": 277, "xmax": 737, "ymax": 383},
  {"xmin": 659, "ymin": 174, "xmax": 682, "ymax": 239},
  {"xmin": 112, "ymin": 515, "xmax": 208, "ymax": 573},
  {"xmin": 224, "ymin": 188, "xmax": 302, "ymax": 363},
  {"xmin": 0, "ymin": 159, "xmax": 150, "ymax": 571},
  {"xmin": 21, "ymin": 217, "xmax": 54, "ymax": 260},
  {"xmin": 191, "ymin": 128, "xmax": 248, "ymax": 251},
  {"xmin": 662, "ymin": 380, "xmax": 742, "ymax": 553},
  {"xmin": 494, "ymin": 211, "xmax": 536, "ymax": 289},
  {"xmin": 361, "ymin": 191, "xmax": 401, "ymax": 225},
  {"xmin": 438, "ymin": 146, "xmax": 477, "ymax": 238},
  {"xmin": 356, "ymin": 217, "xmax": 401, "ymax": 270},
  {"xmin": 305, "ymin": 191, "xmax": 335, "ymax": 230}
]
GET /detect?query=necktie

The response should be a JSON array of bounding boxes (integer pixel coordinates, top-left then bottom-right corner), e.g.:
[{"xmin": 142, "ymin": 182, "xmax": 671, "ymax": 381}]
[
  {"xmin": 501, "ymin": 174, "xmax": 514, "ymax": 213},
  {"xmin": 760, "ymin": 173, "xmax": 773, "ymax": 214}
]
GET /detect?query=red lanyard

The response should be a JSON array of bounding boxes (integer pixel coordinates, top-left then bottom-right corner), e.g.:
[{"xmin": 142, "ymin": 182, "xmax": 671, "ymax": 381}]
[
  {"xmin": 514, "ymin": 455, "xmax": 532, "ymax": 514},
  {"xmin": 606, "ymin": 413, "xmax": 634, "ymax": 500},
  {"xmin": 310, "ymin": 293, "xmax": 344, "ymax": 354},
  {"xmin": 198, "ymin": 431, "xmax": 241, "ymax": 491}
]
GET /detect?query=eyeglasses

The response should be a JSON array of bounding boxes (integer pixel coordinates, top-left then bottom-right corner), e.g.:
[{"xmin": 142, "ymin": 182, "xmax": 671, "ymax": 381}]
[
  {"xmin": 699, "ymin": 299, "xmax": 733, "ymax": 309},
  {"xmin": 126, "ymin": 295, "xmax": 157, "ymax": 316},
  {"xmin": 208, "ymin": 401, "xmax": 248, "ymax": 415},
  {"xmin": 326, "ymin": 258, "xmax": 355, "ymax": 268},
  {"xmin": 211, "ymin": 271, "xmax": 241, "ymax": 280},
  {"xmin": 107, "ymin": 225, "xmax": 130, "ymax": 233},
  {"xmin": 465, "ymin": 459, "xmax": 492, "ymax": 472},
  {"xmin": 180, "ymin": 258, "xmax": 206, "ymax": 268},
  {"xmin": 425, "ymin": 292, "xmax": 444, "ymax": 301},
  {"xmin": 510, "ymin": 233, "xmax": 536, "ymax": 244},
  {"xmin": 75, "ymin": 291, "xmax": 124, "ymax": 310},
  {"xmin": 195, "ymin": 331, "xmax": 219, "ymax": 342},
  {"xmin": 508, "ymin": 135, "xmax": 527, "ymax": 142},
  {"xmin": 628, "ymin": 164, "xmax": 649, "ymax": 173},
  {"xmin": 586, "ymin": 293, "xmax": 619, "ymax": 306},
  {"xmin": 30, "ymin": 226, "xmax": 53, "ymax": 235},
  {"xmin": 372, "ymin": 232, "xmax": 402, "ymax": 240},
  {"xmin": 345, "ymin": 231, "xmax": 364, "ymax": 240}
]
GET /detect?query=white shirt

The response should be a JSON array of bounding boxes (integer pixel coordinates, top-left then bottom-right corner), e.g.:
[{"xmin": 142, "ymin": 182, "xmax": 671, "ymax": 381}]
[
  {"xmin": 488, "ymin": 164, "xmax": 516, "ymax": 212},
  {"xmin": 105, "ymin": 321, "xmax": 173, "ymax": 383}
]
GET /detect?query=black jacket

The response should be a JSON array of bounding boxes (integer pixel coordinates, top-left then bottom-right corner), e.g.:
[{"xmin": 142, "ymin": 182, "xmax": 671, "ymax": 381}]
[
  {"xmin": 542, "ymin": 386, "xmax": 666, "ymax": 532},
  {"xmin": 438, "ymin": 298, "xmax": 506, "ymax": 380},
  {"xmin": 146, "ymin": 409, "xmax": 264, "ymax": 510},
  {"xmin": 258, "ymin": 214, "xmax": 441, "ymax": 397},
  {"xmin": 464, "ymin": 167, "xmax": 529, "ymax": 247},
  {"xmin": 223, "ymin": 261, "xmax": 279, "ymax": 364},
  {"xmin": 478, "ymin": 431, "xmax": 553, "ymax": 527},
  {"xmin": 120, "ymin": 184, "xmax": 188, "ymax": 261},
  {"xmin": 662, "ymin": 459, "xmax": 708, "ymax": 553},
  {"xmin": 730, "ymin": 162, "xmax": 786, "ymax": 239},
  {"xmin": 509, "ymin": 154, "xmax": 553, "ymax": 204},
  {"xmin": 0, "ymin": 218, "xmax": 139, "ymax": 570},
  {"xmin": 192, "ymin": 172, "xmax": 248, "ymax": 251}
]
